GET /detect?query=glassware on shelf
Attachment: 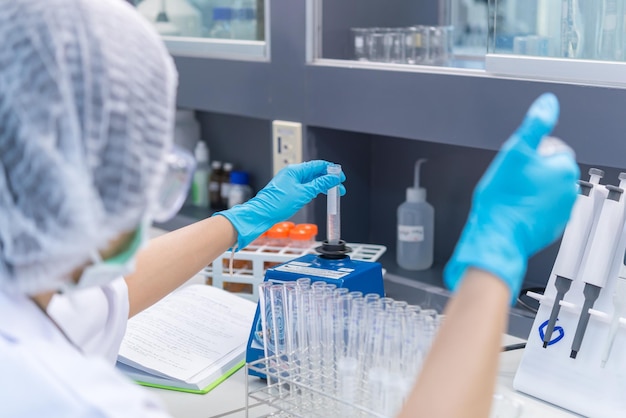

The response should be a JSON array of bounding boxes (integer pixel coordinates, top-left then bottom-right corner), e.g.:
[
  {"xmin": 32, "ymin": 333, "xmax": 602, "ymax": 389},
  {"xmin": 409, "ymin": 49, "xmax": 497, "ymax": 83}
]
[
  {"xmin": 366, "ymin": 28, "xmax": 388, "ymax": 62},
  {"xmin": 351, "ymin": 28, "xmax": 369, "ymax": 61},
  {"xmin": 404, "ymin": 26, "xmax": 429, "ymax": 65},
  {"xmin": 352, "ymin": 25, "xmax": 454, "ymax": 67},
  {"xmin": 428, "ymin": 25, "xmax": 453, "ymax": 66}
]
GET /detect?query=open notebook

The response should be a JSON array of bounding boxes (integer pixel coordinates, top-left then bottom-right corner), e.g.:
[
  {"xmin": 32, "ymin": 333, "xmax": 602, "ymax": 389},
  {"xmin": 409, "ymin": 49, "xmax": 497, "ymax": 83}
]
[{"xmin": 116, "ymin": 284, "xmax": 256, "ymax": 394}]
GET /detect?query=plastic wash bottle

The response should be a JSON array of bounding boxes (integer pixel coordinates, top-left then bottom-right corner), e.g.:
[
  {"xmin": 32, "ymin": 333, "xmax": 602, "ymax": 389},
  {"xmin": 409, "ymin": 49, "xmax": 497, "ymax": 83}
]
[{"xmin": 396, "ymin": 159, "xmax": 434, "ymax": 270}]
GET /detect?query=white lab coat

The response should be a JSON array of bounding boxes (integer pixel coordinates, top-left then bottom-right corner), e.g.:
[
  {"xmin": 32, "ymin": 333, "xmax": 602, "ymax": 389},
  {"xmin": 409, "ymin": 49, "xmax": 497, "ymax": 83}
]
[
  {"xmin": 46, "ymin": 278, "xmax": 130, "ymax": 363},
  {"xmin": 0, "ymin": 282, "xmax": 172, "ymax": 417}
]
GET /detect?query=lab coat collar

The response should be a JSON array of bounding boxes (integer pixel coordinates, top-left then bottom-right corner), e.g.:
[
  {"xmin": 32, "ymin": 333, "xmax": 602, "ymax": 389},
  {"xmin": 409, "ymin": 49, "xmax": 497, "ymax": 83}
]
[{"xmin": 0, "ymin": 291, "xmax": 61, "ymax": 344}]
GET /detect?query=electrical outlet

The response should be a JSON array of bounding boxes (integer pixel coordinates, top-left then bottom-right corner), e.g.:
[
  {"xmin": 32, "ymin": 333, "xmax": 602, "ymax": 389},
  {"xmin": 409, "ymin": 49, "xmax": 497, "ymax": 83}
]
[{"xmin": 272, "ymin": 120, "xmax": 303, "ymax": 175}]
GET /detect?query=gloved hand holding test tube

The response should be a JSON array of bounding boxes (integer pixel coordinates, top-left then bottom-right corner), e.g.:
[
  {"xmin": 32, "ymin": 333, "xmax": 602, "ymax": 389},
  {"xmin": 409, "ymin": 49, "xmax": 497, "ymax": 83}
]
[
  {"xmin": 542, "ymin": 169, "xmax": 603, "ymax": 348},
  {"xmin": 570, "ymin": 173, "xmax": 626, "ymax": 359}
]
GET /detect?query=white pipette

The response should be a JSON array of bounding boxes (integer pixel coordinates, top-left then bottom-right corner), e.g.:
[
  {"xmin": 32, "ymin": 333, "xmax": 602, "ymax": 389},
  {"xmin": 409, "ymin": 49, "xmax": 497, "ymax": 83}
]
[
  {"xmin": 542, "ymin": 171, "xmax": 601, "ymax": 348},
  {"xmin": 571, "ymin": 174, "xmax": 626, "ymax": 359}
]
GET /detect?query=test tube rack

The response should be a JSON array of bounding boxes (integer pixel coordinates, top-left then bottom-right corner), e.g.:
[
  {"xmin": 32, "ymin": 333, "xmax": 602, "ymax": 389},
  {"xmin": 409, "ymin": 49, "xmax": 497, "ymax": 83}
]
[
  {"xmin": 514, "ymin": 177, "xmax": 626, "ymax": 417},
  {"xmin": 243, "ymin": 356, "xmax": 387, "ymax": 418},
  {"xmin": 202, "ymin": 242, "xmax": 387, "ymax": 301}
]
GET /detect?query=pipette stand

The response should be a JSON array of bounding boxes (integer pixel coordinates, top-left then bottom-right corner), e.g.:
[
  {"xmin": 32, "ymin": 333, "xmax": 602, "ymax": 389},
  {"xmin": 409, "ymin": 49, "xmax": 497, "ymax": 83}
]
[
  {"xmin": 245, "ymin": 240, "xmax": 385, "ymax": 378},
  {"xmin": 515, "ymin": 184, "xmax": 626, "ymax": 417}
]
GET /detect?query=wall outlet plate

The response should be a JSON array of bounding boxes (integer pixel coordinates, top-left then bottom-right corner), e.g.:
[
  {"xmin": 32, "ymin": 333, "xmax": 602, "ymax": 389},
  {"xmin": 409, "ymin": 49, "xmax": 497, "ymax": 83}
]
[{"xmin": 272, "ymin": 120, "xmax": 303, "ymax": 175}]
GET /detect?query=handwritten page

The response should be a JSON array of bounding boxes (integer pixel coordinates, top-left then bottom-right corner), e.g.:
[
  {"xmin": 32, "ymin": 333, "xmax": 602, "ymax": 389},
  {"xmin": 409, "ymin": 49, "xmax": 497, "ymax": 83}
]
[{"xmin": 118, "ymin": 284, "xmax": 256, "ymax": 383}]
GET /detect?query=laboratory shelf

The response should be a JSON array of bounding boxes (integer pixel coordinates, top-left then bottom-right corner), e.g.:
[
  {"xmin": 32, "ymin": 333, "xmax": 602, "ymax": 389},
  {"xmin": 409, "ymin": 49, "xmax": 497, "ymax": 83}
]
[
  {"xmin": 175, "ymin": 51, "xmax": 626, "ymax": 169},
  {"xmin": 303, "ymin": 62, "xmax": 626, "ymax": 168}
]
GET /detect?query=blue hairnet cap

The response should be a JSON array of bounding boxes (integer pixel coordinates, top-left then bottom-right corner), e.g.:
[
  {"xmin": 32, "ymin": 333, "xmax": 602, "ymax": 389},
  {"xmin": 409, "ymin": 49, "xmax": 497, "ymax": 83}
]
[{"xmin": 0, "ymin": 0, "xmax": 178, "ymax": 294}]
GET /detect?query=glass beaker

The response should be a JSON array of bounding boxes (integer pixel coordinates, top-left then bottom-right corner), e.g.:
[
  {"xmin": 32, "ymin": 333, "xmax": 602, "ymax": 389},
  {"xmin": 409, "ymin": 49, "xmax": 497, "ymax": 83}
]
[
  {"xmin": 369, "ymin": 28, "xmax": 405, "ymax": 63},
  {"xmin": 428, "ymin": 26, "xmax": 453, "ymax": 66},
  {"xmin": 351, "ymin": 27, "xmax": 369, "ymax": 61},
  {"xmin": 367, "ymin": 28, "xmax": 389, "ymax": 62},
  {"xmin": 405, "ymin": 26, "xmax": 429, "ymax": 64},
  {"xmin": 385, "ymin": 29, "xmax": 405, "ymax": 63}
]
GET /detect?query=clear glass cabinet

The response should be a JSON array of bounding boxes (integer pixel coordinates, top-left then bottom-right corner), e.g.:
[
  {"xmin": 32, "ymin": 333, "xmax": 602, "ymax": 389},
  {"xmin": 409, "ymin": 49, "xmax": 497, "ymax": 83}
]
[
  {"xmin": 311, "ymin": 0, "xmax": 626, "ymax": 86},
  {"xmin": 486, "ymin": 0, "xmax": 626, "ymax": 86},
  {"xmin": 311, "ymin": 0, "xmax": 489, "ymax": 69},
  {"xmin": 130, "ymin": 0, "xmax": 268, "ymax": 59}
]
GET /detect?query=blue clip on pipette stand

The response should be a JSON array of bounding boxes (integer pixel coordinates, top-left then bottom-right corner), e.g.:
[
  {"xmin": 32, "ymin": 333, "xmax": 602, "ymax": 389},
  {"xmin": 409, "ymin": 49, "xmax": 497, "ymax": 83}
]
[{"xmin": 245, "ymin": 239, "xmax": 385, "ymax": 378}]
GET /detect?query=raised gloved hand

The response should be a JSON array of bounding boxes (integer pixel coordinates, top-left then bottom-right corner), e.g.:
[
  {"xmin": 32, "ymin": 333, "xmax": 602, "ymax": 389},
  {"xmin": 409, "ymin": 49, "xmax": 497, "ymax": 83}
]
[
  {"xmin": 444, "ymin": 93, "xmax": 580, "ymax": 305},
  {"xmin": 216, "ymin": 160, "xmax": 346, "ymax": 249}
]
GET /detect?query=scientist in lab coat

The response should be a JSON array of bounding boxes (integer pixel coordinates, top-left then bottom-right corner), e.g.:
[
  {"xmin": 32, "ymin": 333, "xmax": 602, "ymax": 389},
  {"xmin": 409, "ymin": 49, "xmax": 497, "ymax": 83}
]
[
  {"xmin": 0, "ymin": 1, "xmax": 578, "ymax": 417},
  {"xmin": 0, "ymin": 1, "xmax": 344, "ymax": 416}
]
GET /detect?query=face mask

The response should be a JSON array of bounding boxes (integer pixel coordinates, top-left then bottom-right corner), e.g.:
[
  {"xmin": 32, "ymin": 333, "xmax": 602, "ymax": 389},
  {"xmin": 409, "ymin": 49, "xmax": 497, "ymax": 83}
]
[{"xmin": 61, "ymin": 220, "xmax": 148, "ymax": 292}]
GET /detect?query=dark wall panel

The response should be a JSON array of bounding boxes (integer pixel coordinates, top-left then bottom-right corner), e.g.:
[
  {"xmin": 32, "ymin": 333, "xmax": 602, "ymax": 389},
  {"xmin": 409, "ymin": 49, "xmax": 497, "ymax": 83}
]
[{"xmin": 197, "ymin": 112, "xmax": 273, "ymax": 193}]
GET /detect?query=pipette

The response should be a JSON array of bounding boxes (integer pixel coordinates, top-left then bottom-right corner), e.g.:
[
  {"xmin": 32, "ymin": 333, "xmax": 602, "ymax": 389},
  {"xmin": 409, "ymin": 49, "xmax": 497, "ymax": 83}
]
[
  {"xmin": 570, "ymin": 176, "xmax": 626, "ymax": 359},
  {"xmin": 327, "ymin": 164, "xmax": 342, "ymax": 245},
  {"xmin": 542, "ymin": 169, "xmax": 603, "ymax": 348},
  {"xmin": 601, "ymin": 250, "xmax": 626, "ymax": 367}
]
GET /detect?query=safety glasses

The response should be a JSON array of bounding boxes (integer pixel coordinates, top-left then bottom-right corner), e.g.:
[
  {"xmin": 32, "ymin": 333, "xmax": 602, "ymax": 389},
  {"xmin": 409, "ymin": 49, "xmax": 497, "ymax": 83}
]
[{"xmin": 153, "ymin": 145, "xmax": 196, "ymax": 223}]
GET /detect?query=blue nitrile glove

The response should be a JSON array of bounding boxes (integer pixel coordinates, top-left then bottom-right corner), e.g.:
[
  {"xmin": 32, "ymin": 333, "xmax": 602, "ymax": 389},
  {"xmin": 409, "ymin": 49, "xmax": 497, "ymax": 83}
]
[
  {"xmin": 444, "ymin": 93, "xmax": 580, "ymax": 305},
  {"xmin": 216, "ymin": 160, "xmax": 346, "ymax": 249}
]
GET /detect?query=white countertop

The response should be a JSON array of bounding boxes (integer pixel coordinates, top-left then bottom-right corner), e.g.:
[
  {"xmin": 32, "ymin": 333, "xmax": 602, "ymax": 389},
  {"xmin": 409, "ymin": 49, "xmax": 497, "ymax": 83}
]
[{"xmin": 147, "ymin": 335, "xmax": 582, "ymax": 418}]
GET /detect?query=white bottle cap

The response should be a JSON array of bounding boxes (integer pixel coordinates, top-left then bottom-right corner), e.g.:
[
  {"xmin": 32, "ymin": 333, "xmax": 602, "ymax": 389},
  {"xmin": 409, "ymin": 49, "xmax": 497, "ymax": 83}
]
[
  {"xmin": 407, "ymin": 187, "xmax": 426, "ymax": 202},
  {"xmin": 194, "ymin": 141, "xmax": 208, "ymax": 163}
]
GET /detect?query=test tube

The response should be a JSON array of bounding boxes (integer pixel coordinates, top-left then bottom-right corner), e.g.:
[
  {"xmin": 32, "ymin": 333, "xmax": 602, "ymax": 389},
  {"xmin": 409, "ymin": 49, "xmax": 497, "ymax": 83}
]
[
  {"xmin": 392, "ymin": 300, "xmax": 409, "ymax": 311},
  {"xmin": 327, "ymin": 164, "xmax": 342, "ymax": 245},
  {"xmin": 419, "ymin": 309, "xmax": 439, "ymax": 355},
  {"xmin": 258, "ymin": 282, "xmax": 273, "ymax": 360},
  {"xmin": 282, "ymin": 283, "xmax": 300, "ymax": 398},
  {"xmin": 380, "ymin": 297, "xmax": 394, "ymax": 310},
  {"xmin": 258, "ymin": 282, "xmax": 277, "ymax": 387},
  {"xmin": 308, "ymin": 292, "xmax": 326, "ymax": 398},
  {"xmin": 348, "ymin": 290, "xmax": 363, "ymax": 300},
  {"xmin": 269, "ymin": 285, "xmax": 287, "ymax": 359},
  {"xmin": 381, "ymin": 315, "xmax": 405, "ymax": 417},
  {"xmin": 338, "ymin": 296, "xmax": 361, "ymax": 415},
  {"xmin": 296, "ymin": 277, "xmax": 311, "ymax": 289},
  {"xmin": 282, "ymin": 283, "xmax": 298, "ymax": 358},
  {"xmin": 333, "ymin": 287, "xmax": 350, "ymax": 298}
]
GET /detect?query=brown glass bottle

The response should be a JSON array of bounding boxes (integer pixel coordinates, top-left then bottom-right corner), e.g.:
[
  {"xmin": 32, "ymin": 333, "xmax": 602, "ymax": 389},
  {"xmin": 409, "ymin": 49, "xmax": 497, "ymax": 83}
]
[
  {"xmin": 209, "ymin": 160, "xmax": 223, "ymax": 210},
  {"xmin": 219, "ymin": 162, "xmax": 234, "ymax": 209}
]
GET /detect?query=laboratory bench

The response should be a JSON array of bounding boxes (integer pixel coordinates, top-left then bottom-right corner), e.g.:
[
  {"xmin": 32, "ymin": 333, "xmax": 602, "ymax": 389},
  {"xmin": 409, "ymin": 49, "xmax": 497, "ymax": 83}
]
[
  {"xmin": 146, "ymin": 335, "xmax": 582, "ymax": 418},
  {"xmin": 145, "ymin": 228, "xmax": 577, "ymax": 417}
]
